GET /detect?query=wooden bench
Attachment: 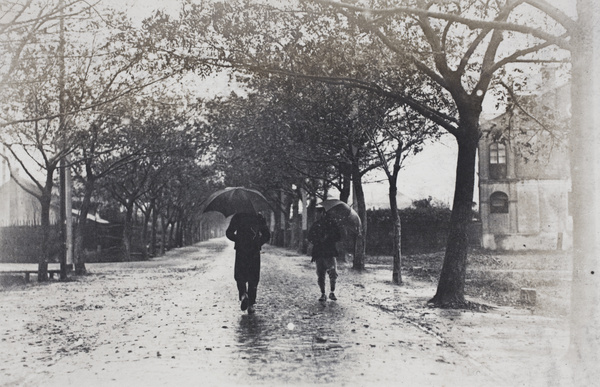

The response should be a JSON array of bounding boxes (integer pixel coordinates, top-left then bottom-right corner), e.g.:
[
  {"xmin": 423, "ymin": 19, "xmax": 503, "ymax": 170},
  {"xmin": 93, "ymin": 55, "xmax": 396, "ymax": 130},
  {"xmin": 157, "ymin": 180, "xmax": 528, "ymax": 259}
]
[
  {"xmin": 0, "ymin": 270, "xmax": 62, "ymax": 282},
  {"xmin": 0, "ymin": 265, "xmax": 72, "ymax": 282}
]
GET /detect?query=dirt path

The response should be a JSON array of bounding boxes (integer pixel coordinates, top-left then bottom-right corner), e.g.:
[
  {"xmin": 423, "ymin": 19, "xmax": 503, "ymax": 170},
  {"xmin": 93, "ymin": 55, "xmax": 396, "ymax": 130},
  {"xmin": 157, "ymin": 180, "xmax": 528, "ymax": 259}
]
[{"xmin": 0, "ymin": 238, "xmax": 571, "ymax": 386}]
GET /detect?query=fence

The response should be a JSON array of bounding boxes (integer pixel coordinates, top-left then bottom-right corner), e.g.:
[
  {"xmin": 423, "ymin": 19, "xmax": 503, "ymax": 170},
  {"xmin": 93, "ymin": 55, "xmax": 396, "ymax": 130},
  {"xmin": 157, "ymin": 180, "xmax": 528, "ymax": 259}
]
[{"xmin": 0, "ymin": 225, "xmax": 61, "ymax": 263}]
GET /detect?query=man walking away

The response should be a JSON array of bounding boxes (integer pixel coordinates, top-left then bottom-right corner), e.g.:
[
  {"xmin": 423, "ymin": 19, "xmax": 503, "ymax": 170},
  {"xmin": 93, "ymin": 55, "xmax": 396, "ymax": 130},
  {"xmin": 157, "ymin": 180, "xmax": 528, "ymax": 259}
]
[
  {"xmin": 226, "ymin": 212, "xmax": 271, "ymax": 314},
  {"xmin": 308, "ymin": 206, "xmax": 341, "ymax": 302}
]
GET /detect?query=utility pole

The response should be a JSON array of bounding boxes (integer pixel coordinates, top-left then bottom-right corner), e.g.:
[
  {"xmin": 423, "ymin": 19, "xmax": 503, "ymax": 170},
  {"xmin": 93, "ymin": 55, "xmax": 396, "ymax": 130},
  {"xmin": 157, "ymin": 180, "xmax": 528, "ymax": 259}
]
[{"xmin": 58, "ymin": 0, "xmax": 70, "ymax": 280}]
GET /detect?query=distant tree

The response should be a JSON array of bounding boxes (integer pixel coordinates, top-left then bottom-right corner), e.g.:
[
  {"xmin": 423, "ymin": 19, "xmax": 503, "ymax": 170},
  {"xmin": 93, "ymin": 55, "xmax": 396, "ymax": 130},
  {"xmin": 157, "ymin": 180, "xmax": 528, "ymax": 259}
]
[
  {"xmin": 366, "ymin": 106, "xmax": 441, "ymax": 284},
  {"xmin": 203, "ymin": 74, "xmax": 414, "ymax": 268},
  {"xmin": 96, "ymin": 98, "xmax": 207, "ymax": 260}
]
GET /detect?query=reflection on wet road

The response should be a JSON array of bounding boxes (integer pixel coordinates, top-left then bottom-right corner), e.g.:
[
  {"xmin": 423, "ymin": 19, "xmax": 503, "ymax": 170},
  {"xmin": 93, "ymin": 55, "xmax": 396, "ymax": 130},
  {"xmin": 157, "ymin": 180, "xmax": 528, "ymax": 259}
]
[
  {"xmin": 1, "ymin": 238, "xmax": 567, "ymax": 386},
  {"xmin": 233, "ymin": 254, "xmax": 351, "ymax": 384}
]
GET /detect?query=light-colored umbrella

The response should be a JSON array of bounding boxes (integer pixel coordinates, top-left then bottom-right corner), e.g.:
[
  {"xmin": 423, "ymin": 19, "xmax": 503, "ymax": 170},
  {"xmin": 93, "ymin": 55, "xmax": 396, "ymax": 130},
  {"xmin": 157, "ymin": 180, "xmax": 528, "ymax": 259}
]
[
  {"xmin": 202, "ymin": 187, "xmax": 271, "ymax": 218},
  {"xmin": 319, "ymin": 199, "xmax": 361, "ymax": 235}
]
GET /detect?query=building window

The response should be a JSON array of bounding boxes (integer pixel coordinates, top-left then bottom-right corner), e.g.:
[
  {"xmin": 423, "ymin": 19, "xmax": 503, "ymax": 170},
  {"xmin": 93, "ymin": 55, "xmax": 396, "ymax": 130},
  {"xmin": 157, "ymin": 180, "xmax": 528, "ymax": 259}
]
[
  {"xmin": 490, "ymin": 191, "xmax": 509, "ymax": 214},
  {"xmin": 489, "ymin": 142, "xmax": 507, "ymax": 179}
]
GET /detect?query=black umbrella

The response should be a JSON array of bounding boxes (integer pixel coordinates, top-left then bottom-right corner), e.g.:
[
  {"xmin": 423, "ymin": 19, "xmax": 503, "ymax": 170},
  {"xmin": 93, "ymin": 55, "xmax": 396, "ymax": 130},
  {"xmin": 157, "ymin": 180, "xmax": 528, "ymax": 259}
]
[
  {"xmin": 202, "ymin": 187, "xmax": 271, "ymax": 218},
  {"xmin": 319, "ymin": 199, "xmax": 361, "ymax": 235}
]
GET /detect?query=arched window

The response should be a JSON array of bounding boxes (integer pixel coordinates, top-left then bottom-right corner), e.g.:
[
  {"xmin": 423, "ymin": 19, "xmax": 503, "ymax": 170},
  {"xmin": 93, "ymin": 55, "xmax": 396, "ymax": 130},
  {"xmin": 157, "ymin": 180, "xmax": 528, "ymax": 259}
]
[
  {"xmin": 490, "ymin": 191, "xmax": 509, "ymax": 214},
  {"xmin": 489, "ymin": 142, "xmax": 507, "ymax": 179}
]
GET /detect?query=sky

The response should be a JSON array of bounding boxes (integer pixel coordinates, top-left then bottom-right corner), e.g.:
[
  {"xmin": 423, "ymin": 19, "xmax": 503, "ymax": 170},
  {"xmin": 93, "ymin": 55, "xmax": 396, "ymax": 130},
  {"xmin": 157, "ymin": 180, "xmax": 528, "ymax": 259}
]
[
  {"xmin": 96, "ymin": 0, "xmax": 578, "ymax": 208},
  {"xmin": 100, "ymin": 0, "xmax": 180, "ymax": 22},
  {"xmin": 362, "ymin": 135, "xmax": 460, "ymax": 208}
]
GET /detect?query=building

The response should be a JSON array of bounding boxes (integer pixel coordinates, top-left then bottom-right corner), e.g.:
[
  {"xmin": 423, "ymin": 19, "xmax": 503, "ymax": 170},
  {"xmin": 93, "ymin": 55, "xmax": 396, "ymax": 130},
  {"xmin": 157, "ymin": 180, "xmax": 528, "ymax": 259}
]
[
  {"xmin": 0, "ymin": 153, "xmax": 60, "ymax": 226},
  {"xmin": 478, "ymin": 76, "xmax": 572, "ymax": 250}
]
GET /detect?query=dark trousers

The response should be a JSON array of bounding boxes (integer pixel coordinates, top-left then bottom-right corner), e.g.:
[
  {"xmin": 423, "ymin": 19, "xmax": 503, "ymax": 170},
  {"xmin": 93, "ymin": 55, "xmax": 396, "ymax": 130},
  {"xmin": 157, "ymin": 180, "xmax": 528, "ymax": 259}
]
[
  {"xmin": 316, "ymin": 255, "xmax": 338, "ymax": 294},
  {"xmin": 234, "ymin": 249, "xmax": 261, "ymax": 305}
]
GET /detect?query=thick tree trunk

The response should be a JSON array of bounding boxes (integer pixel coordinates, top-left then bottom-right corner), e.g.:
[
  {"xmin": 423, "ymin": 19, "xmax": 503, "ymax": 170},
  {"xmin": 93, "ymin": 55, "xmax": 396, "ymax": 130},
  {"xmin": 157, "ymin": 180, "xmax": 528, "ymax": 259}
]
[
  {"xmin": 390, "ymin": 183, "xmax": 402, "ymax": 285},
  {"xmin": 429, "ymin": 125, "xmax": 478, "ymax": 307},
  {"xmin": 567, "ymin": 2, "xmax": 599, "ymax": 383},
  {"xmin": 339, "ymin": 161, "xmax": 352, "ymax": 203},
  {"xmin": 390, "ymin": 147, "xmax": 403, "ymax": 285},
  {"xmin": 351, "ymin": 160, "xmax": 366, "ymax": 271}
]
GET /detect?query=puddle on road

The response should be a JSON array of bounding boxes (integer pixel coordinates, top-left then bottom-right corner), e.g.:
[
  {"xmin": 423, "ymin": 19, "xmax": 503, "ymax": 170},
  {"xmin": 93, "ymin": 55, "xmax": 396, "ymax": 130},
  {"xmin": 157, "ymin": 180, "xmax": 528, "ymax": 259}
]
[
  {"xmin": 439, "ymin": 309, "xmax": 464, "ymax": 320},
  {"xmin": 235, "ymin": 314, "xmax": 273, "ymax": 354},
  {"xmin": 232, "ymin": 302, "xmax": 352, "ymax": 384}
]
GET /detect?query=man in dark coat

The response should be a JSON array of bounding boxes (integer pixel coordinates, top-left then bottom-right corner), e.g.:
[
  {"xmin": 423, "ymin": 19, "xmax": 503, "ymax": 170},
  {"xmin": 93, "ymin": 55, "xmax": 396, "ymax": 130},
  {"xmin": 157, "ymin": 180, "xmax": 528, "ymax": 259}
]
[
  {"xmin": 307, "ymin": 206, "xmax": 341, "ymax": 302},
  {"xmin": 226, "ymin": 212, "xmax": 271, "ymax": 314}
]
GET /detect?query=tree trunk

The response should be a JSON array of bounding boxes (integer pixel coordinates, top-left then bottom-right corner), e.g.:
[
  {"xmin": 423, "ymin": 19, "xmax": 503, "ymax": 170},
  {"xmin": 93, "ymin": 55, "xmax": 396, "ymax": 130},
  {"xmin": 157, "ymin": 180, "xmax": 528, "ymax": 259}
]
[
  {"xmin": 38, "ymin": 189, "xmax": 53, "ymax": 282},
  {"xmin": 122, "ymin": 201, "xmax": 134, "ymax": 261},
  {"xmin": 141, "ymin": 205, "xmax": 152, "ymax": 258},
  {"xmin": 300, "ymin": 186, "xmax": 309, "ymax": 254},
  {"xmin": 273, "ymin": 190, "xmax": 284, "ymax": 246},
  {"xmin": 176, "ymin": 218, "xmax": 183, "ymax": 247},
  {"xmin": 567, "ymin": 2, "xmax": 600, "ymax": 383},
  {"xmin": 159, "ymin": 214, "xmax": 166, "ymax": 255},
  {"xmin": 150, "ymin": 198, "xmax": 158, "ymax": 256},
  {"xmin": 182, "ymin": 219, "xmax": 189, "ymax": 246},
  {"xmin": 283, "ymin": 198, "xmax": 291, "ymax": 248},
  {"xmin": 292, "ymin": 192, "xmax": 300, "ymax": 249},
  {"xmin": 351, "ymin": 160, "xmax": 366, "ymax": 271},
  {"xmin": 339, "ymin": 161, "xmax": 352, "ymax": 203},
  {"xmin": 429, "ymin": 124, "xmax": 478, "ymax": 307},
  {"xmin": 390, "ymin": 146, "xmax": 403, "ymax": 285},
  {"xmin": 390, "ymin": 183, "xmax": 402, "ymax": 285},
  {"xmin": 168, "ymin": 220, "xmax": 175, "ymax": 249},
  {"xmin": 74, "ymin": 176, "xmax": 94, "ymax": 275},
  {"xmin": 177, "ymin": 220, "xmax": 183, "ymax": 247}
]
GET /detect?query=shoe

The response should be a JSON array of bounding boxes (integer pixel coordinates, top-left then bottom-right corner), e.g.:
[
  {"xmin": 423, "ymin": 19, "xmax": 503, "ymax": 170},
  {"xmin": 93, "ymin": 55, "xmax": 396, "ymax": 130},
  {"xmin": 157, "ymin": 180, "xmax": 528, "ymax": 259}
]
[
  {"xmin": 318, "ymin": 293, "xmax": 327, "ymax": 302},
  {"xmin": 329, "ymin": 292, "xmax": 337, "ymax": 301},
  {"xmin": 240, "ymin": 293, "xmax": 249, "ymax": 311},
  {"xmin": 248, "ymin": 305, "xmax": 255, "ymax": 314}
]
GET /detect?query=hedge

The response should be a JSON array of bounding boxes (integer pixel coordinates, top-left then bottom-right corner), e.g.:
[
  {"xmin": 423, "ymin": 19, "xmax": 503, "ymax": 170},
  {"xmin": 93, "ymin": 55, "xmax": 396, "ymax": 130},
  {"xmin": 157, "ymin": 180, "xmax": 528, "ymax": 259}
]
[{"xmin": 366, "ymin": 205, "xmax": 452, "ymax": 255}]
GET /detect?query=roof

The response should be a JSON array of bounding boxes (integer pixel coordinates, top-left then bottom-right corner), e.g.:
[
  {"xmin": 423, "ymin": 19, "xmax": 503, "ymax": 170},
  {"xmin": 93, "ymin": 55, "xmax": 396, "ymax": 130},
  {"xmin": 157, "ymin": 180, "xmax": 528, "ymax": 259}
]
[{"xmin": 71, "ymin": 209, "xmax": 109, "ymax": 224}]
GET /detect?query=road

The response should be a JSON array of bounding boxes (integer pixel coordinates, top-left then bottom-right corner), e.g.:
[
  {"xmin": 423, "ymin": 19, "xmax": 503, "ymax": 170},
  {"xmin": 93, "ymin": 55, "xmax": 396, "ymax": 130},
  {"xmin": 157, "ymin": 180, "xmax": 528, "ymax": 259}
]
[{"xmin": 1, "ymin": 238, "xmax": 570, "ymax": 386}]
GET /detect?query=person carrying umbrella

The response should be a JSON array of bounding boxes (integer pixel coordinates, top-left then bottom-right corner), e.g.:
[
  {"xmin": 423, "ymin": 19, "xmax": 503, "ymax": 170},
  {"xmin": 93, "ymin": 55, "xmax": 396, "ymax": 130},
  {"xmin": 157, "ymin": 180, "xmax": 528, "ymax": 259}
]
[
  {"xmin": 308, "ymin": 206, "xmax": 342, "ymax": 302},
  {"xmin": 226, "ymin": 212, "xmax": 271, "ymax": 314}
]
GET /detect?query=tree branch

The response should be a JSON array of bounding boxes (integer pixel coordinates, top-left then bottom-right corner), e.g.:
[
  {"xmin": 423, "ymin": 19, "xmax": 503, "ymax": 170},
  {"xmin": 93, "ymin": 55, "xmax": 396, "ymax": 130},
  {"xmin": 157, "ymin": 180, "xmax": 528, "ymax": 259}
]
[
  {"xmin": 523, "ymin": 0, "xmax": 578, "ymax": 32},
  {"xmin": 0, "ymin": 72, "xmax": 179, "ymax": 128},
  {"xmin": 486, "ymin": 38, "xmax": 561, "ymax": 76},
  {"xmin": 309, "ymin": 0, "xmax": 572, "ymax": 50},
  {"xmin": 238, "ymin": 63, "xmax": 459, "ymax": 133}
]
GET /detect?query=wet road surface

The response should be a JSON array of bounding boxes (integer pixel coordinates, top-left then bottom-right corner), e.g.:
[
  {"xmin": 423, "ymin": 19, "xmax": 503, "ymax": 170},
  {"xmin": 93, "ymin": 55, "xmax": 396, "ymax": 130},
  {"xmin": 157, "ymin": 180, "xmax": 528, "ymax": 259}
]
[{"xmin": 0, "ymin": 238, "xmax": 569, "ymax": 386}]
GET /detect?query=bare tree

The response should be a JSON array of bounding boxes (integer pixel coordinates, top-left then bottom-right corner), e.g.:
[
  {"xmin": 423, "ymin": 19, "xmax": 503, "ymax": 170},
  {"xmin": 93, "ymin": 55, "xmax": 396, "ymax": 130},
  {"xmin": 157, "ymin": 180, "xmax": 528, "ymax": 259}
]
[{"xmin": 365, "ymin": 107, "xmax": 441, "ymax": 284}]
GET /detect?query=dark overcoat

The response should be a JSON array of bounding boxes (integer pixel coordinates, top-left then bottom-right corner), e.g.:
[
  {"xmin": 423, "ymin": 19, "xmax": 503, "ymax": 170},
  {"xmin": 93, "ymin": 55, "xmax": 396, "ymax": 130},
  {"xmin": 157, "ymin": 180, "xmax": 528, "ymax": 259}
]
[
  {"xmin": 307, "ymin": 215, "xmax": 341, "ymax": 262},
  {"xmin": 226, "ymin": 213, "xmax": 270, "ymax": 282}
]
